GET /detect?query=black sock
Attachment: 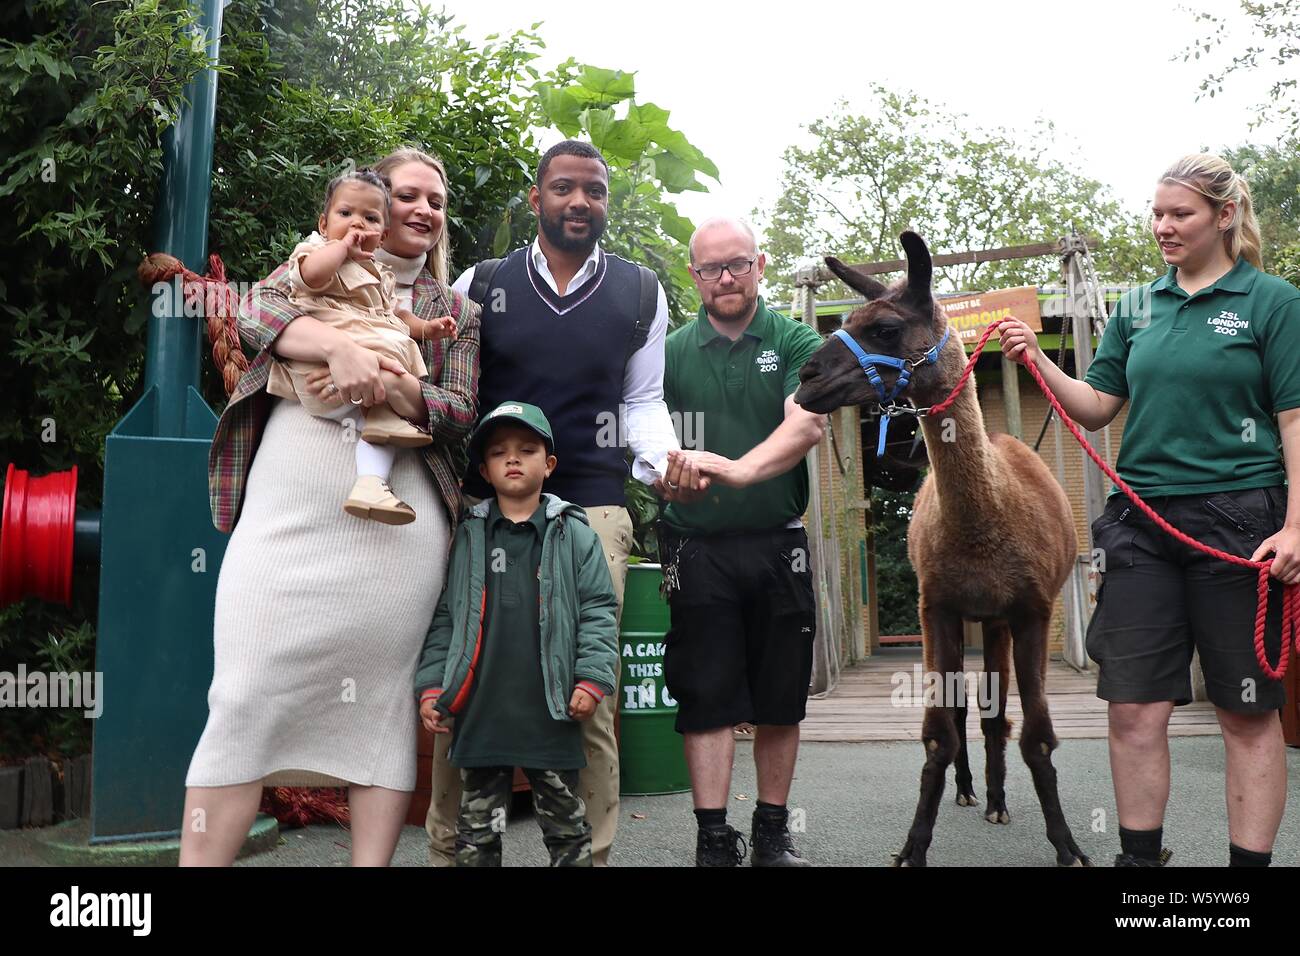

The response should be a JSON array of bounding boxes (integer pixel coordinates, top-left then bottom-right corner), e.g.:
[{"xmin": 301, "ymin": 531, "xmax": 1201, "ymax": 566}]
[
  {"xmin": 1119, "ymin": 826, "xmax": 1163, "ymax": 860},
  {"xmin": 754, "ymin": 801, "xmax": 788, "ymax": 827},
  {"xmin": 1229, "ymin": 843, "xmax": 1271, "ymax": 867},
  {"xmin": 694, "ymin": 808, "xmax": 726, "ymax": 830}
]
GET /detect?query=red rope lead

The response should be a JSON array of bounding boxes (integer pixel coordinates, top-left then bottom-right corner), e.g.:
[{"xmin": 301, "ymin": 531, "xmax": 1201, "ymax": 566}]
[{"xmin": 927, "ymin": 318, "xmax": 1298, "ymax": 680}]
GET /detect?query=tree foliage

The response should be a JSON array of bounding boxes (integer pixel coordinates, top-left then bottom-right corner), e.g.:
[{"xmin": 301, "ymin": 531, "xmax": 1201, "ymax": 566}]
[
  {"xmin": 535, "ymin": 61, "xmax": 716, "ymax": 330},
  {"xmin": 0, "ymin": 0, "xmax": 215, "ymax": 760},
  {"xmin": 1184, "ymin": 0, "xmax": 1300, "ymax": 139},
  {"xmin": 1221, "ymin": 138, "xmax": 1300, "ymax": 285},
  {"xmin": 0, "ymin": 0, "xmax": 715, "ymax": 757},
  {"xmin": 755, "ymin": 88, "xmax": 1164, "ymax": 304}
]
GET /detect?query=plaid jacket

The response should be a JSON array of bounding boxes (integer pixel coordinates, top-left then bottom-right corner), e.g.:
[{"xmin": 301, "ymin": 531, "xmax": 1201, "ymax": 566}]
[{"xmin": 209, "ymin": 259, "xmax": 481, "ymax": 532}]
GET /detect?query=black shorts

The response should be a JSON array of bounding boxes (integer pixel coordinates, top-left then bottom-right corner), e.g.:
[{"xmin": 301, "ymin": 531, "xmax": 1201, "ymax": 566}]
[
  {"xmin": 662, "ymin": 527, "xmax": 816, "ymax": 733},
  {"xmin": 1085, "ymin": 486, "xmax": 1288, "ymax": 713}
]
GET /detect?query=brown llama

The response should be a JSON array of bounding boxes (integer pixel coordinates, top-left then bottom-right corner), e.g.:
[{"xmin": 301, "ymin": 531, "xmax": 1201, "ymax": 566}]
[{"xmin": 794, "ymin": 232, "xmax": 1090, "ymax": 867}]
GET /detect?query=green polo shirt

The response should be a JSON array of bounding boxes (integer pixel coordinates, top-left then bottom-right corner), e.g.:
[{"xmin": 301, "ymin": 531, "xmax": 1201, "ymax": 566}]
[
  {"xmin": 662, "ymin": 296, "xmax": 824, "ymax": 535},
  {"xmin": 450, "ymin": 500, "xmax": 584, "ymax": 770},
  {"xmin": 1085, "ymin": 257, "xmax": 1300, "ymax": 497}
]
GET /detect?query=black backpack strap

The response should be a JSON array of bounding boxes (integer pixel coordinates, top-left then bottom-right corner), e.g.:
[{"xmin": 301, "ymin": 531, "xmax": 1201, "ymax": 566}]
[
  {"xmin": 467, "ymin": 257, "xmax": 504, "ymax": 307},
  {"xmin": 627, "ymin": 264, "xmax": 658, "ymax": 363}
]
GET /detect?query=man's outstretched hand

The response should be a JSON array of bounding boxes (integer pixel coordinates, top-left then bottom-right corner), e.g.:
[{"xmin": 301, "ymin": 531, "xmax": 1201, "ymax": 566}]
[
  {"xmin": 654, "ymin": 449, "xmax": 711, "ymax": 503},
  {"xmin": 678, "ymin": 449, "xmax": 752, "ymax": 489}
]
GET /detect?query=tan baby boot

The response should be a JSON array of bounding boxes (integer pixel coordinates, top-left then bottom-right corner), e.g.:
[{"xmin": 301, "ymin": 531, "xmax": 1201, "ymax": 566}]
[
  {"xmin": 344, "ymin": 475, "xmax": 416, "ymax": 525},
  {"xmin": 361, "ymin": 404, "xmax": 433, "ymax": 448}
]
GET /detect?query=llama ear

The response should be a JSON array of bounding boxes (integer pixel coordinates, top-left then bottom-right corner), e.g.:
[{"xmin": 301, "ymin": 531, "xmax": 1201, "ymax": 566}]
[
  {"xmin": 899, "ymin": 231, "xmax": 932, "ymax": 306},
  {"xmin": 824, "ymin": 255, "xmax": 887, "ymax": 300}
]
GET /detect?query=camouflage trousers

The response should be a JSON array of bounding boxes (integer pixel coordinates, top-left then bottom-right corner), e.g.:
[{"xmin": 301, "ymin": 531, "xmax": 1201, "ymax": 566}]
[{"xmin": 456, "ymin": 767, "xmax": 592, "ymax": 867}]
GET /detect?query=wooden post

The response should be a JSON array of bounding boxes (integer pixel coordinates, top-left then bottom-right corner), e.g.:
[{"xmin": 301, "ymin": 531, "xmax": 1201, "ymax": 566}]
[
  {"xmin": 839, "ymin": 405, "xmax": 865, "ymax": 663},
  {"xmin": 1000, "ymin": 354, "xmax": 1023, "ymax": 440},
  {"xmin": 1063, "ymin": 238, "xmax": 1108, "ymax": 543},
  {"xmin": 0, "ymin": 765, "xmax": 21, "ymax": 829},
  {"xmin": 22, "ymin": 755, "xmax": 53, "ymax": 827},
  {"xmin": 797, "ymin": 282, "xmax": 841, "ymax": 695},
  {"xmin": 62, "ymin": 754, "xmax": 92, "ymax": 820},
  {"xmin": 849, "ymin": 493, "xmax": 880, "ymax": 655},
  {"xmin": 824, "ymin": 413, "xmax": 846, "ymax": 672},
  {"xmin": 866, "ymin": 513, "xmax": 880, "ymax": 654}
]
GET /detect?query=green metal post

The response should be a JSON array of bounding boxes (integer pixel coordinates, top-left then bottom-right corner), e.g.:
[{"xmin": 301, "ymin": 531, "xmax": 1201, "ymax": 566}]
[
  {"xmin": 143, "ymin": 0, "xmax": 224, "ymax": 438},
  {"xmin": 90, "ymin": 0, "xmax": 232, "ymax": 843}
]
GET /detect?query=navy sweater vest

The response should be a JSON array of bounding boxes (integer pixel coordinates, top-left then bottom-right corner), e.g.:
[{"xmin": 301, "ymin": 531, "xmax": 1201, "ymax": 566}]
[{"xmin": 463, "ymin": 247, "xmax": 642, "ymax": 505}]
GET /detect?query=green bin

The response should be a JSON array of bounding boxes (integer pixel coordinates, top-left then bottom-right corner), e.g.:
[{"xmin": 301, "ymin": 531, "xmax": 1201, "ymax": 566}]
[{"xmin": 618, "ymin": 563, "xmax": 690, "ymax": 795}]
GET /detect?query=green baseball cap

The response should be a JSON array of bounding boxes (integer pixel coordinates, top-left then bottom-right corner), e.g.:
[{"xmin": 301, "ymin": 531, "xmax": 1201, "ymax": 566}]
[{"xmin": 469, "ymin": 401, "xmax": 555, "ymax": 457}]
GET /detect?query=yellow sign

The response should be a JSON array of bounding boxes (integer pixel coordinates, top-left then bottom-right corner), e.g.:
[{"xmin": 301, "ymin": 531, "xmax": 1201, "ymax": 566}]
[{"xmin": 940, "ymin": 286, "xmax": 1042, "ymax": 344}]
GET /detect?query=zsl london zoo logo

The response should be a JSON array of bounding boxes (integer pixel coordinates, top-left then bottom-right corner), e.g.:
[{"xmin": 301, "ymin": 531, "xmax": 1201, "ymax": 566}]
[
  {"xmin": 755, "ymin": 349, "xmax": 780, "ymax": 373},
  {"xmin": 1208, "ymin": 310, "xmax": 1249, "ymax": 336}
]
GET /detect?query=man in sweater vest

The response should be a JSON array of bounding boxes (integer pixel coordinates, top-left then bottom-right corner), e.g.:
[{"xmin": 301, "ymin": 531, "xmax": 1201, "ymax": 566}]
[{"xmin": 435, "ymin": 140, "xmax": 682, "ymax": 866}]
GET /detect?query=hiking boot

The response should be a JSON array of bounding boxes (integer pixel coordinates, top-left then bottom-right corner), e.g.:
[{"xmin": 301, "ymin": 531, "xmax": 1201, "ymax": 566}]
[
  {"xmin": 344, "ymin": 475, "xmax": 416, "ymax": 525},
  {"xmin": 695, "ymin": 825, "xmax": 747, "ymax": 867},
  {"xmin": 751, "ymin": 813, "xmax": 812, "ymax": 867},
  {"xmin": 361, "ymin": 404, "xmax": 433, "ymax": 447},
  {"xmin": 1114, "ymin": 848, "xmax": 1173, "ymax": 867}
]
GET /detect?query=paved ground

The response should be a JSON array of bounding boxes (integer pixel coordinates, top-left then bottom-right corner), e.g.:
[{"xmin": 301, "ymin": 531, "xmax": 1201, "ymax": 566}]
[{"xmin": 6, "ymin": 739, "xmax": 1296, "ymax": 866}]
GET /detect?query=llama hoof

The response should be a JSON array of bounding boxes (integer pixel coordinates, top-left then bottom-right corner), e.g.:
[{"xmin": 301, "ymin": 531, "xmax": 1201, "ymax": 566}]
[
  {"xmin": 984, "ymin": 808, "xmax": 1011, "ymax": 824},
  {"xmin": 1057, "ymin": 851, "xmax": 1092, "ymax": 867},
  {"xmin": 891, "ymin": 839, "xmax": 926, "ymax": 867},
  {"xmin": 955, "ymin": 791, "xmax": 978, "ymax": 807}
]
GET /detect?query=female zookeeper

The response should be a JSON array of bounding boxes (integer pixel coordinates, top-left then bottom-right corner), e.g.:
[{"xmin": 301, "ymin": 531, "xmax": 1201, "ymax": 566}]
[
  {"xmin": 180, "ymin": 146, "xmax": 480, "ymax": 867},
  {"xmin": 1001, "ymin": 153, "xmax": 1300, "ymax": 868}
]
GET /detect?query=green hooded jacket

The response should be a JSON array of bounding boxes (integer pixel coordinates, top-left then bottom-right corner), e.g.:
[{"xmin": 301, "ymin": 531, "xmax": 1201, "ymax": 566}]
[{"xmin": 414, "ymin": 494, "xmax": 619, "ymax": 720}]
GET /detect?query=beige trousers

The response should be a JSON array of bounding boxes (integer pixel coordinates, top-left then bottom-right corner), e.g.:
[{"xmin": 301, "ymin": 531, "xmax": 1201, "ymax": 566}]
[{"xmin": 425, "ymin": 502, "xmax": 633, "ymax": 866}]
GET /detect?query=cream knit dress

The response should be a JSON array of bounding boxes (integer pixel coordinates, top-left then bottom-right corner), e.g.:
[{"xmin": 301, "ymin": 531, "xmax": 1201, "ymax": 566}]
[{"xmin": 186, "ymin": 249, "xmax": 449, "ymax": 791}]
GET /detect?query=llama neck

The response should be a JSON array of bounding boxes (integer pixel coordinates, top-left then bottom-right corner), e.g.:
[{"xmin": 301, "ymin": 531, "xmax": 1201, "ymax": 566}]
[{"xmin": 918, "ymin": 380, "xmax": 999, "ymax": 520}]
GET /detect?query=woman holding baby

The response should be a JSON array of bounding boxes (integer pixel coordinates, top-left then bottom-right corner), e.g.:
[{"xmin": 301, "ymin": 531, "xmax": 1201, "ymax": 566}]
[{"xmin": 180, "ymin": 146, "xmax": 480, "ymax": 866}]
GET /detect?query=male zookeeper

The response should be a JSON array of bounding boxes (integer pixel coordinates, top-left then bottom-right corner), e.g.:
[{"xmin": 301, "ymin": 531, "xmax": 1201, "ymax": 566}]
[{"xmin": 659, "ymin": 216, "xmax": 826, "ymax": 866}]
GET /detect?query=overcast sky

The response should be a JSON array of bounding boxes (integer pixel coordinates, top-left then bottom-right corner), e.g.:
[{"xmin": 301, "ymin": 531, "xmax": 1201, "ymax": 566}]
[{"xmin": 438, "ymin": 0, "xmax": 1284, "ymax": 249}]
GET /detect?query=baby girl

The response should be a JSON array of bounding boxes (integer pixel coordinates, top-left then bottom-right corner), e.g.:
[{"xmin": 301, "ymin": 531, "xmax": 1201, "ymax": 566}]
[{"xmin": 266, "ymin": 168, "xmax": 455, "ymax": 524}]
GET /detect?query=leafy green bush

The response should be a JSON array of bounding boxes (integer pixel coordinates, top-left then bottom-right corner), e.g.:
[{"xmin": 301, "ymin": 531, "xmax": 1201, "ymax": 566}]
[
  {"xmin": 870, "ymin": 488, "xmax": 920, "ymax": 635},
  {"xmin": 0, "ymin": 0, "xmax": 714, "ymax": 757},
  {"xmin": 529, "ymin": 61, "xmax": 720, "ymax": 557},
  {"xmin": 0, "ymin": 0, "xmax": 213, "ymax": 759},
  {"xmin": 1275, "ymin": 241, "xmax": 1300, "ymax": 286}
]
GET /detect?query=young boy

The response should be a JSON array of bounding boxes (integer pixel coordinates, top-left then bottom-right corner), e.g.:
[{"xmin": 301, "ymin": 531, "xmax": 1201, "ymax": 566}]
[{"xmin": 414, "ymin": 401, "xmax": 619, "ymax": 867}]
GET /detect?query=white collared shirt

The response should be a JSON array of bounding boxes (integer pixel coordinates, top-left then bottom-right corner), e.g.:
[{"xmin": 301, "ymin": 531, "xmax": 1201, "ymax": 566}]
[
  {"xmin": 527, "ymin": 237, "xmax": 601, "ymax": 297},
  {"xmin": 452, "ymin": 240, "xmax": 678, "ymax": 483}
]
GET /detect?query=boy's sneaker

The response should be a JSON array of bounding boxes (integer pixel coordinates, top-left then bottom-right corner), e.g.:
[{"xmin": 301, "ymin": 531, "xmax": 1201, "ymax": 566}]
[
  {"xmin": 1114, "ymin": 847, "xmax": 1173, "ymax": 867},
  {"xmin": 751, "ymin": 813, "xmax": 811, "ymax": 867},
  {"xmin": 695, "ymin": 825, "xmax": 747, "ymax": 867},
  {"xmin": 344, "ymin": 475, "xmax": 416, "ymax": 525},
  {"xmin": 361, "ymin": 405, "xmax": 433, "ymax": 447}
]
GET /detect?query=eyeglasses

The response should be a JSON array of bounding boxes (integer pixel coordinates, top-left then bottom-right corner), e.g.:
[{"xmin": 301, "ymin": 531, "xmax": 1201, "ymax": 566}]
[{"xmin": 693, "ymin": 258, "xmax": 757, "ymax": 282}]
